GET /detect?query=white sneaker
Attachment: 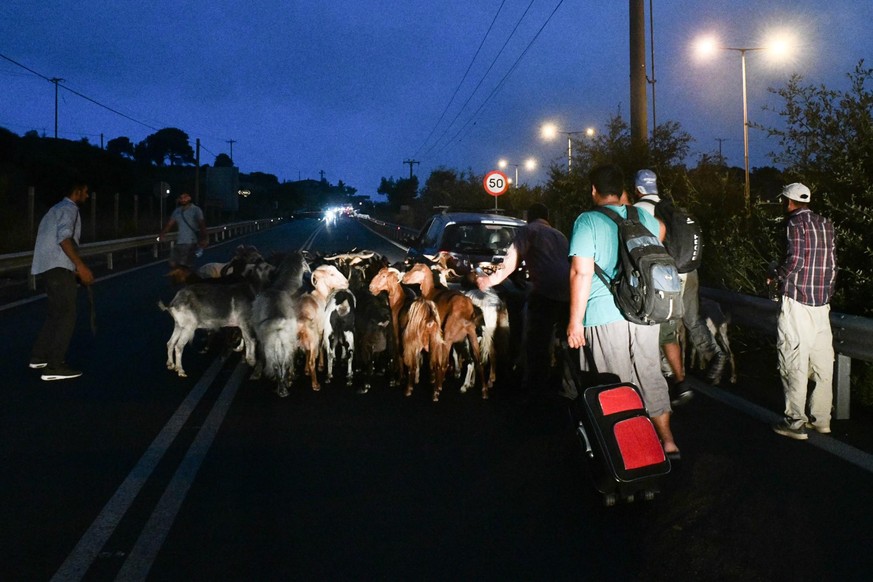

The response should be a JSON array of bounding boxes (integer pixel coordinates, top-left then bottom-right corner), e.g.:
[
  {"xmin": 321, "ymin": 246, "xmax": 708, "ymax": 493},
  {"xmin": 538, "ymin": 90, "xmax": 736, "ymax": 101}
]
[{"xmin": 804, "ymin": 422, "xmax": 831, "ymax": 434}]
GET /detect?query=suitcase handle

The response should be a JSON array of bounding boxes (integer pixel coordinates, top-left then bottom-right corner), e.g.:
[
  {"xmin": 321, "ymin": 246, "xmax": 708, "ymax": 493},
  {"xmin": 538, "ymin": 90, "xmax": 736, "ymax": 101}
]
[{"xmin": 576, "ymin": 422, "xmax": 594, "ymax": 458}]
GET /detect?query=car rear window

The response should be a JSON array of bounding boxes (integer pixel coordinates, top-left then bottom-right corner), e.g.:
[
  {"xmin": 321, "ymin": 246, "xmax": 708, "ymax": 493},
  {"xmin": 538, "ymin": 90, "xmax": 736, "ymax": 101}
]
[{"xmin": 439, "ymin": 223, "xmax": 517, "ymax": 254}]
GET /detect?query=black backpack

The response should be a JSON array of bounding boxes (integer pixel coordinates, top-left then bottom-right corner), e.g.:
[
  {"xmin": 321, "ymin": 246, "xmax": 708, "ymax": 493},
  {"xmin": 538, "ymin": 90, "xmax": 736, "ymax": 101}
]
[
  {"xmin": 592, "ymin": 205, "xmax": 683, "ymax": 326},
  {"xmin": 638, "ymin": 197, "xmax": 703, "ymax": 273}
]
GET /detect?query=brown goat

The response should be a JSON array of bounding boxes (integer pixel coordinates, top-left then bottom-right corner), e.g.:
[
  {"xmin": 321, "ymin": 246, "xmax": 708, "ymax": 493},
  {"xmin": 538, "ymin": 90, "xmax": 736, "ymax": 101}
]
[
  {"xmin": 402, "ymin": 263, "xmax": 488, "ymax": 399},
  {"xmin": 368, "ymin": 267, "xmax": 411, "ymax": 384},
  {"xmin": 402, "ymin": 297, "xmax": 448, "ymax": 401}
]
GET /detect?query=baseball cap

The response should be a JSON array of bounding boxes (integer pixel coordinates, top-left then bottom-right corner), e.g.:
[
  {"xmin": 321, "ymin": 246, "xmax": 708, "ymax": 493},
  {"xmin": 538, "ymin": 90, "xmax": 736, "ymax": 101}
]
[
  {"xmin": 635, "ymin": 169, "xmax": 658, "ymax": 195},
  {"xmin": 781, "ymin": 183, "xmax": 811, "ymax": 203}
]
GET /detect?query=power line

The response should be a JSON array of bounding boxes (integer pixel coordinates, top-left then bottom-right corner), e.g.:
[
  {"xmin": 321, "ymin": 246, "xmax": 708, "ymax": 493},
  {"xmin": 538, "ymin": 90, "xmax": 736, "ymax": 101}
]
[
  {"xmin": 413, "ymin": 0, "xmax": 508, "ymax": 159},
  {"xmin": 429, "ymin": 0, "xmax": 567, "ymax": 159},
  {"xmin": 420, "ymin": 0, "xmax": 538, "ymax": 161}
]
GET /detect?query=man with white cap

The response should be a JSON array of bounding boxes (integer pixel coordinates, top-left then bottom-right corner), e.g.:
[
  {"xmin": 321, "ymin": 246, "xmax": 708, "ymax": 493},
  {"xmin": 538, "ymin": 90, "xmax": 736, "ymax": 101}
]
[
  {"xmin": 633, "ymin": 169, "xmax": 727, "ymax": 404},
  {"xmin": 769, "ymin": 183, "xmax": 837, "ymax": 440}
]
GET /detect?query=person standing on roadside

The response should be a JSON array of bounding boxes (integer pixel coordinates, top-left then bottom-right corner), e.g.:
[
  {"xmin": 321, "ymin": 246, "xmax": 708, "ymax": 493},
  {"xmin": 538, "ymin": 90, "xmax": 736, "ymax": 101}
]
[
  {"xmin": 477, "ymin": 202, "xmax": 570, "ymax": 397},
  {"xmin": 30, "ymin": 179, "xmax": 95, "ymax": 381},
  {"xmin": 770, "ymin": 183, "xmax": 837, "ymax": 440},
  {"xmin": 157, "ymin": 192, "xmax": 207, "ymax": 271}
]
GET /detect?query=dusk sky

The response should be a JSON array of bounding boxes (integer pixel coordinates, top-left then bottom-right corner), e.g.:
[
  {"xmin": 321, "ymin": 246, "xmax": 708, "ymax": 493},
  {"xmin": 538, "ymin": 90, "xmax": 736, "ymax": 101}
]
[{"xmin": 2, "ymin": 1, "xmax": 871, "ymax": 197}]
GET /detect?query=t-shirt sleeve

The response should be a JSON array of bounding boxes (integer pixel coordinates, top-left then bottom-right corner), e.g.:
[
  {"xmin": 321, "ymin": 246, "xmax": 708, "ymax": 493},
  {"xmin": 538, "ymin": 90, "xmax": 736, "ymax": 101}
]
[{"xmin": 569, "ymin": 214, "xmax": 596, "ymax": 258}]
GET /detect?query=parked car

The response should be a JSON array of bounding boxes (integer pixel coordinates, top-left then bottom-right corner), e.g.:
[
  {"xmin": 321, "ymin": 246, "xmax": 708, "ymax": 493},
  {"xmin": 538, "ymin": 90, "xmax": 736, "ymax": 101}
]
[{"xmin": 405, "ymin": 212, "xmax": 527, "ymax": 281}]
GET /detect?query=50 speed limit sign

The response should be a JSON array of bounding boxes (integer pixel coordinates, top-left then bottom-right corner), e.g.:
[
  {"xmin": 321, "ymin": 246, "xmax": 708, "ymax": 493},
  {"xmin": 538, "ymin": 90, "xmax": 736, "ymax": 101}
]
[{"xmin": 483, "ymin": 170, "xmax": 509, "ymax": 197}]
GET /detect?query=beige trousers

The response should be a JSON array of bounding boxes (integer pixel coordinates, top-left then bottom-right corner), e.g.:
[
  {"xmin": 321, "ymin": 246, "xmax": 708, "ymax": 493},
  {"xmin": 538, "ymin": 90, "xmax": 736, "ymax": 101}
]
[{"xmin": 777, "ymin": 297, "xmax": 834, "ymax": 428}]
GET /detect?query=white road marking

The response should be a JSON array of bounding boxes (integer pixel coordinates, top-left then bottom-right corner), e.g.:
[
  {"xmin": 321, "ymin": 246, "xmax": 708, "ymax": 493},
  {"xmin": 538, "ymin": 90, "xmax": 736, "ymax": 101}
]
[
  {"xmin": 50, "ymin": 357, "xmax": 226, "ymax": 582},
  {"xmin": 115, "ymin": 360, "xmax": 248, "ymax": 581}
]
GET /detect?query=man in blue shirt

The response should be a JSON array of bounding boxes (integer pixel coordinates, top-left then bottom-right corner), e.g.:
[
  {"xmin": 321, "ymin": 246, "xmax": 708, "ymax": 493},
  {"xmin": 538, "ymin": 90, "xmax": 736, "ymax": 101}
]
[
  {"xmin": 566, "ymin": 164, "xmax": 680, "ymax": 459},
  {"xmin": 30, "ymin": 179, "xmax": 94, "ymax": 381}
]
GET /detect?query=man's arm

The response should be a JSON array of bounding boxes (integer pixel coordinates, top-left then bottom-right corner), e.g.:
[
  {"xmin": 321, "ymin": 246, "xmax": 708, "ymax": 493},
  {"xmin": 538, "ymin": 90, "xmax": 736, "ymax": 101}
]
[
  {"xmin": 60, "ymin": 238, "xmax": 94, "ymax": 285},
  {"xmin": 157, "ymin": 217, "xmax": 177, "ymax": 241},
  {"xmin": 197, "ymin": 217, "xmax": 208, "ymax": 249},
  {"xmin": 567, "ymin": 255, "xmax": 594, "ymax": 348},
  {"xmin": 476, "ymin": 243, "xmax": 519, "ymax": 291},
  {"xmin": 779, "ymin": 220, "xmax": 806, "ymax": 279}
]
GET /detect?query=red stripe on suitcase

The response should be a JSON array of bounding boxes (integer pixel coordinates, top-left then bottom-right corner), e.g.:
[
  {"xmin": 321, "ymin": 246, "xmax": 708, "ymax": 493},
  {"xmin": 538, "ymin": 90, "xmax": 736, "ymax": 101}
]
[
  {"xmin": 613, "ymin": 417, "xmax": 667, "ymax": 470},
  {"xmin": 598, "ymin": 386, "xmax": 643, "ymax": 416}
]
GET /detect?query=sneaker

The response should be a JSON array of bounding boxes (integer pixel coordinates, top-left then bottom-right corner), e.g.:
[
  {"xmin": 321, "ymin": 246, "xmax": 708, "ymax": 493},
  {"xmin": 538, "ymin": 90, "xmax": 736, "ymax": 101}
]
[
  {"xmin": 804, "ymin": 422, "xmax": 831, "ymax": 434},
  {"xmin": 29, "ymin": 358, "xmax": 48, "ymax": 369},
  {"xmin": 704, "ymin": 352, "xmax": 729, "ymax": 385},
  {"xmin": 772, "ymin": 421, "xmax": 808, "ymax": 440},
  {"xmin": 670, "ymin": 381, "xmax": 694, "ymax": 407},
  {"xmin": 41, "ymin": 365, "xmax": 83, "ymax": 381}
]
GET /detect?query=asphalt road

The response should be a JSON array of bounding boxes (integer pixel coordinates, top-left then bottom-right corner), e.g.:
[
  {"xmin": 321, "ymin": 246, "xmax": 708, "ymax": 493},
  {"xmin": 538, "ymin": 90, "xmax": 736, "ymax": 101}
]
[{"xmin": 2, "ymin": 217, "xmax": 872, "ymax": 581}]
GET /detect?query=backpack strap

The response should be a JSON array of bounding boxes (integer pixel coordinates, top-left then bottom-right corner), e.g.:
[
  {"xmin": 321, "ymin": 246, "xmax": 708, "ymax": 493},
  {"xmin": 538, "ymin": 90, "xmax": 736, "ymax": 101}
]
[{"xmin": 589, "ymin": 205, "xmax": 628, "ymax": 288}]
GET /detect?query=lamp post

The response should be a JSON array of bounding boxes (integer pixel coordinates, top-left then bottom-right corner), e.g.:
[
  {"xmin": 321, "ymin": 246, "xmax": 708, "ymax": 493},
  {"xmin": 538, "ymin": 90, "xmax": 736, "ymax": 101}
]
[
  {"xmin": 541, "ymin": 124, "xmax": 595, "ymax": 171},
  {"xmin": 695, "ymin": 35, "xmax": 792, "ymax": 214},
  {"xmin": 498, "ymin": 158, "xmax": 537, "ymax": 188}
]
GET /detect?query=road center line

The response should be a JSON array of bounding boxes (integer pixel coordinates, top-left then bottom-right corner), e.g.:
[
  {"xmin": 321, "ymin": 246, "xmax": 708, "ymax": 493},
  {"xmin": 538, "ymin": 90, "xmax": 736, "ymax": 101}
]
[
  {"xmin": 115, "ymin": 360, "xmax": 248, "ymax": 581},
  {"xmin": 51, "ymin": 356, "xmax": 227, "ymax": 582}
]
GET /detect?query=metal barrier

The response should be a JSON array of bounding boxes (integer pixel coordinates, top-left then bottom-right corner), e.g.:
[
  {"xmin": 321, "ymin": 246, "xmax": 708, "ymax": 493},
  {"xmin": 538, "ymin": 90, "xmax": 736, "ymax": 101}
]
[
  {"xmin": 0, "ymin": 218, "xmax": 283, "ymax": 289},
  {"xmin": 701, "ymin": 287, "xmax": 873, "ymax": 420}
]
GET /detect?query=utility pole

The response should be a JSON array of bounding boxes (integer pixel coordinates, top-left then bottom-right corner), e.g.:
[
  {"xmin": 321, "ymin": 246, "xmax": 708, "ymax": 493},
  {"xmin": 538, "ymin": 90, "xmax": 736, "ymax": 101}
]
[
  {"xmin": 715, "ymin": 138, "xmax": 729, "ymax": 165},
  {"xmin": 195, "ymin": 138, "xmax": 201, "ymax": 206},
  {"xmin": 647, "ymin": 0, "xmax": 657, "ymax": 139},
  {"xmin": 319, "ymin": 170, "xmax": 326, "ymax": 182},
  {"xmin": 50, "ymin": 77, "xmax": 64, "ymax": 138},
  {"xmin": 629, "ymin": 0, "xmax": 648, "ymax": 155},
  {"xmin": 226, "ymin": 139, "xmax": 236, "ymax": 161},
  {"xmin": 403, "ymin": 158, "xmax": 420, "ymax": 180}
]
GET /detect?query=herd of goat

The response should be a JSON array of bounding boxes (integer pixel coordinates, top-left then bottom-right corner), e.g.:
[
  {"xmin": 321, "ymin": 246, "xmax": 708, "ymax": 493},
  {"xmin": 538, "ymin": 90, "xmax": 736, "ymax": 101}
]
[{"xmin": 159, "ymin": 245, "xmax": 510, "ymax": 400}]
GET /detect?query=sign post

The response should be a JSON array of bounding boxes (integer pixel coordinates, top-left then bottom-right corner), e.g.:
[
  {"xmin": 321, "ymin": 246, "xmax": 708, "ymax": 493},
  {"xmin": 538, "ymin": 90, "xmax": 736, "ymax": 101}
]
[{"xmin": 483, "ymin": 170, "xmax": 509, "ymax": 211}]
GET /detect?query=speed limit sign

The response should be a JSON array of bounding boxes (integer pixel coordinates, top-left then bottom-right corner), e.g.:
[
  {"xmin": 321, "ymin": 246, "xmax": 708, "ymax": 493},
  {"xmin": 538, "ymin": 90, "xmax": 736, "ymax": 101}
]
[{"xmin": 483, "ymin": 170, "xmax": 509, "ymax": 197}]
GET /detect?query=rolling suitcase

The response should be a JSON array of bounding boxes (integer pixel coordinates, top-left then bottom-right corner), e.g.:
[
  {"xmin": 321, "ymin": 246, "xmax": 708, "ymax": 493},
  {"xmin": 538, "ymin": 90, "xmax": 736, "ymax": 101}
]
[{"xmin": 562, "ymin": 342, "xmax": 671, "ymax": 506}]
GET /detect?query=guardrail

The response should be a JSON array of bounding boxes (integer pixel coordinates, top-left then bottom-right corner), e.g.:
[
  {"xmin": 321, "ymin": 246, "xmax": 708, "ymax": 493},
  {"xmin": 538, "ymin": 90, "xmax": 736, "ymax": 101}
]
[
  {"xmin": 356, "ymin": 214, "xmax": 419, "ymax": 244},
  {"xmin": 701, "ymin": 288, "xmax": 873, "ymax": 420},
  {"xmin": 0, "ymin": 218, "xmax": 283, "ymax": 289}
]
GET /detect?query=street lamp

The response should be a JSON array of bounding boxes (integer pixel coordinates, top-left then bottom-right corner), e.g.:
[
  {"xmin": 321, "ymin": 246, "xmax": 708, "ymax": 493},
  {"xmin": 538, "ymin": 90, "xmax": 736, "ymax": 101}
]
[
  {"xmin": 541, "ymin": 123, "xmax": 595, "ymax": 171},
  {"xmin": 695, "ymin": 34, "xmax": 793, "ymax": 214},
  {"xmin": 498, "ymin": 157, "xmax": 537, "ymax": 188}
]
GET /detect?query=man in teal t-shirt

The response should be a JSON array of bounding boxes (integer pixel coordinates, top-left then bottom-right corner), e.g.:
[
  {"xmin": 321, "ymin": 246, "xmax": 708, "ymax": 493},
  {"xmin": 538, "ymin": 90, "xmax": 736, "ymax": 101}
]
[{"xmin": 566, "ymin": 164, "xmax": 680, "ymax": 460}]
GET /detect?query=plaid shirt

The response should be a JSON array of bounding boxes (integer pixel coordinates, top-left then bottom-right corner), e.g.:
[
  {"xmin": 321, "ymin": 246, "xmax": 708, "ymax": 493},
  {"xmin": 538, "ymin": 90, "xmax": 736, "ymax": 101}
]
[{"xmin": 779, "ymin": 208, "xmax": 837, "ymax": 306}]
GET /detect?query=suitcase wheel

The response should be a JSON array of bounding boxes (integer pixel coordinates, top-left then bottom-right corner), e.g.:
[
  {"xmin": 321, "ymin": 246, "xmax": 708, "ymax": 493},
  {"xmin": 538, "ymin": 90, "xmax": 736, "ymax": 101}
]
[
  {"xmin": 643, "ymin": 490, "xmax": 656, "ymax": 501},
  {"xmin": 603, "ymin": 493, "xmax": 617, "ymax": 507}
]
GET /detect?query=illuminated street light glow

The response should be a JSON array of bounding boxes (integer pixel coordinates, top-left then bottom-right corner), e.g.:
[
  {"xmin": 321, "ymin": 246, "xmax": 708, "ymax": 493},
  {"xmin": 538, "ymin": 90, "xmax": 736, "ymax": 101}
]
[
  {"xmin": 693, "ymin": 33, "xmax": 793, "ymax": 214},
  {"xmin": 497, "ymin": 157, "xmax": 537, "ymax": 188},
  {"xmin": 540, "ymin": 122, "xmax": 596, "ymax": 171}
]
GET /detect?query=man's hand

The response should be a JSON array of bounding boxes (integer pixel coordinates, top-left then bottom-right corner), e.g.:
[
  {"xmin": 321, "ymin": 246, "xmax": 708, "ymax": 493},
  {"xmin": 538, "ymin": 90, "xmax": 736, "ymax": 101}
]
[
  {"xmin": 77, "ymin": 264, "xmax": 95, "ymax": 286},
  {"xmin": 567, "ymin": 321, "xmax": 586, "ymax": 349}
]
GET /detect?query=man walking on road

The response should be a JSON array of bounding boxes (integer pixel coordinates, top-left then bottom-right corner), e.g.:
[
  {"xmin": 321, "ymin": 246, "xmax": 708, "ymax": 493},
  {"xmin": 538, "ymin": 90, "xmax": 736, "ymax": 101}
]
[
  {"xmin": 566, "ymin": 164, "xmax": 680, "ymax": 459},
  {"xmin": 158, "ymin": 191, "xmax": 207, "ymax": 272},
  {"xmin": 770, "ymin": 183, "xmax": 837, "ymax": 440},
  {"xmin": 30, "ymin": 179, "xmax": 95, "ymax": 381}
]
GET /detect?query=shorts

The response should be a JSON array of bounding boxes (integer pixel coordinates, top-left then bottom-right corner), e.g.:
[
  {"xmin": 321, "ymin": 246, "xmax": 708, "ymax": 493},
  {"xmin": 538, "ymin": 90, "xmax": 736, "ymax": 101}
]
[
  {"xmin": 659, "ymin": 318, "xmax": 678, "ymax": 345},
  {"xmin": 171, "ymin": 243, "xmax": 197, "ymax": 268}
]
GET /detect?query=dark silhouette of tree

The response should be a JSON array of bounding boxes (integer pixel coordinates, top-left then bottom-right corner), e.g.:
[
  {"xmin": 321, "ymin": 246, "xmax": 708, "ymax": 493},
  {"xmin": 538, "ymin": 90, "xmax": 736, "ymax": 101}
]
[
  {"xmin": 378, "ymin": 176, "xmax": 418, "ymax": 209},
  {"xmin": 136, "ymin": 128, "xmax": 194, "ymax": 166},
  {"xmin": 214, "ymin": 153, "xmax": 234, "ymax": 167},
  {"xmin": 107, "ymin": 136, "xmax": 135, "ymax": 159}
]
